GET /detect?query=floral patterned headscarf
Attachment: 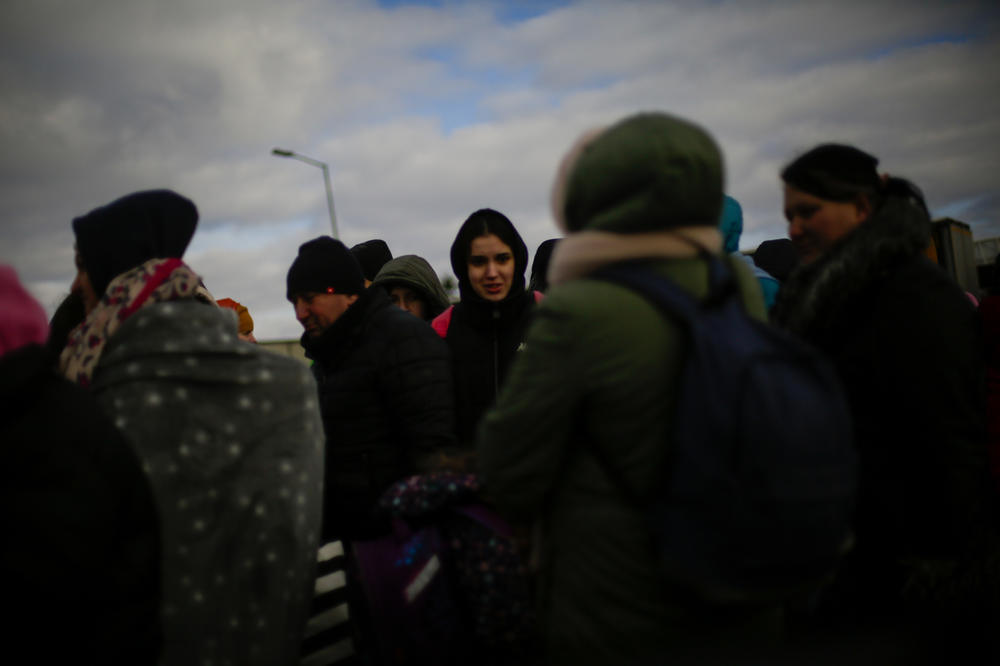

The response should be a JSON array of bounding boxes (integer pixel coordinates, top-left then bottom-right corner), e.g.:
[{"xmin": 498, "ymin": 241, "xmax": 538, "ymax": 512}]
[{"xmin": 61, "ymin": 257, "xmax": 203, "ymax": 386}]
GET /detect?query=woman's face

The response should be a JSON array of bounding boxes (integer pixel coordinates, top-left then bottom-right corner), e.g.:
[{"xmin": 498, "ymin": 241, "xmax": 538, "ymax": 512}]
[
  {"xmin": 389, "ymin": 285, "xmax": 427, "ymax": 320},
  {"xmin": 783, "ymin": 186, "xmax": 870, "ymax": 264},
  {"xmin": 467, "ymin": 233, "xmax": 515, "ymax": 302}
]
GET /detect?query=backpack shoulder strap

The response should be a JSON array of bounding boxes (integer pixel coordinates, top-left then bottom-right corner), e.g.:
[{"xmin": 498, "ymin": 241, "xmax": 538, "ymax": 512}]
[
  {"xmin": 591, "ymin": 258, "xmax": 738, "ymax": 328},
  {"xmin": 583, "ymin": 261, "xmax": 711, "ymax": 507}
]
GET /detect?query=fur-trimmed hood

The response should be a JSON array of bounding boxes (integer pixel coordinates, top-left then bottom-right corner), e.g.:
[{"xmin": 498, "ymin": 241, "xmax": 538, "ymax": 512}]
[
  {"xmin": 772, "ymin": 192, "xmax": 932, "ymax": 341},
  {"xmin": 547, "ymin": 227, "xmax": 723, "ymax": 287}
]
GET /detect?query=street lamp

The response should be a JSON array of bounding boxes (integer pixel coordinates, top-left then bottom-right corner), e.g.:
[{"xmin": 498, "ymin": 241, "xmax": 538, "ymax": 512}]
[{"xmin": 271, "ymin": 148, "xmax": 339, "ymax": 239}]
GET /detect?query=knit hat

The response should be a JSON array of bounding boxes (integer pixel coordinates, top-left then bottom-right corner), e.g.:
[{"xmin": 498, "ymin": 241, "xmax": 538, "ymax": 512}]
[
  {"xmin": 216, "ymin": 298, "xmax": 254, "ymax": 336},
  {"xmin": 0, "ymin": 265, "xmax": 50, "ymax": 357},
  {"xmin": 287, "ymin": 236, "xmax": 364, "ymax": 300},
  {"xmin": 72, "ymin": 189, "xmax": 198, "ymax": 298},
  {"xmin": 562, "ymin": 112, "xmax": 724, "ymax": 234},
  {"xmin": 350, "ymin": 239, "xmax": 393, "ymax": 282},
  {"xmin": 781, "ymin": 144, "xmax": 881, "ymax": 202}
]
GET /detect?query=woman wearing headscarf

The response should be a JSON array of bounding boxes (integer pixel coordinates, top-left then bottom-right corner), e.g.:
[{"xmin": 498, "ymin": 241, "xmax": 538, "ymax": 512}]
[
  {"xmin": 60, "ymin": 190, "xmax": 325, "ymax": 666},
  {"xmin": 772, "ymin": 144, "xmax": 996, "ymax": 659},
  {"xmin": 432, "ymin": 208, "xmax": 540, "ymax": 446}
]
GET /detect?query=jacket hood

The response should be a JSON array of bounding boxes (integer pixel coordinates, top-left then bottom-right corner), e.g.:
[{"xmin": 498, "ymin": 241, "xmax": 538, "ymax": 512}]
[
  {"xmin": 561, "ymin": 112, "xmax": 724, "ymax": 234},
  {"xmin": 718, "ymin": 195, "xmax": 743, "ymax": 254},
  {"xmin": 528, "ymin": 238, "xmax": 559, "ymax": 293},
  {"xmin": 449, "ymin": 208, "xmax": 528, "ymax": 303},
  {"xmin": 0, "ymin": 265, "xmax": 49, "ymax": 357},
  {"xmin": 372, "ymin": 254, "xmax": 451, "ymax": 319}
]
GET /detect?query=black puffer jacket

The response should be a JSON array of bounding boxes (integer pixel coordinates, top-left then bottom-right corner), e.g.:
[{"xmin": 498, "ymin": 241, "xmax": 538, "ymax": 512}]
[
  {"xmin": 302, "ymin": 286, "xmax": 456, "ymax": 539},
  {"xmin": 773, "ymin": 189, "xmax": 994, "ymax": 628},
  {"xmin": 1, "ymin": 344, "xmax": 162, "ymax": 664},
  {"xmin": 433, "ymin": 213, "xmax": 538, "ymax": 447}
]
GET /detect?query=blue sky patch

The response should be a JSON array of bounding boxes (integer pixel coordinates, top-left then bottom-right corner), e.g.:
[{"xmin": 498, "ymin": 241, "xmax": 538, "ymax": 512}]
[{"xmin": 377, "ymin": 0, "xmax": 569, "ymax": 24}]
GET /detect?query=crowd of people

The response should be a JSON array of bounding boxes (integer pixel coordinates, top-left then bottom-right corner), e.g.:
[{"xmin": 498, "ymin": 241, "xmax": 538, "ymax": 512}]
[{"xmin": 2, "ymin": 110, "xmax": 999, "ymax": 665}]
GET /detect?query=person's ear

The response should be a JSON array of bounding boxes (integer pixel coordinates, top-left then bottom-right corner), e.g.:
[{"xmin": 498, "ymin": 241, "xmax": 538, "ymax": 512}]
[{"xmin": 853, "ymin": 194, "xmax": 873, "ymax": 223}]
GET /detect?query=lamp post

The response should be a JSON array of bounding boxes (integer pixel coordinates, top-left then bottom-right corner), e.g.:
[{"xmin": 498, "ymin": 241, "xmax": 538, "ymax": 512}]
[{"xmin": 271, "ymin": 148, "xmax": 339, "ymax": 239}]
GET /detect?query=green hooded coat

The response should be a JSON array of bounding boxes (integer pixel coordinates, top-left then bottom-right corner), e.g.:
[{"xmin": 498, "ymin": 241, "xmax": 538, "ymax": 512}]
[{"xmin": 477, "ymin": 113, "xmax": 775, "ymax": 665}]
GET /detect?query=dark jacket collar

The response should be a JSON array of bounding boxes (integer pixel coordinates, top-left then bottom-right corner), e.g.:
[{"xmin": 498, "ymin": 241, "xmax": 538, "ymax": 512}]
[
  {"xmin": 453, "ymin": 286, "xmax": 536, "ymax": 330},
  {"xmin": 301, "ymin": 287, "xmax": 389, "ymax": 364}
]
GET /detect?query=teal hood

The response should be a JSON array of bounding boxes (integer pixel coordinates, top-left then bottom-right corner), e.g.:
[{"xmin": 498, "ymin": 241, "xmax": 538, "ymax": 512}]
[{"xmin": 719, "ymin": 195, "xmax": 743, "ymax": 254}]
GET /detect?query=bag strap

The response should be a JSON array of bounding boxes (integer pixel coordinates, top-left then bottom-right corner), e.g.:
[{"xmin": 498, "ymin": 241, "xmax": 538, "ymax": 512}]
[
  {"xmin": 582, "ymin": 262, "xmax": 704, "ymax": 510},
  {"xmin": 593, "ymin": 262, "xmax": 701, "ymax": 322},
  {"xmin": 583, "ymin": 256, "xmax": 746, "ymax": 509}
]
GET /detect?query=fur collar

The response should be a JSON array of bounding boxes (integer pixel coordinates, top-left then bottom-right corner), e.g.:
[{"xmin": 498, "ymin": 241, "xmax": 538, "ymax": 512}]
[
  {"xmin": 547, "ymin": 227, "xmax": 723, "ymax": 287},
  {"xmin": 773, "ymin": 196, "xmax": 931, "ymax": 340}
]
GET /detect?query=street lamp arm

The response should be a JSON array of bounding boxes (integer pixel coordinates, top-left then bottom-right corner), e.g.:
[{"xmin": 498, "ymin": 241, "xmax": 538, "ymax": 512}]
[
  {"xmin": 272, "ymin": 147, "xmax": 325, "ymax": 169},
  {"xmin": 271, "ymin": 147, "xmax": 339, "ymax": 239}
]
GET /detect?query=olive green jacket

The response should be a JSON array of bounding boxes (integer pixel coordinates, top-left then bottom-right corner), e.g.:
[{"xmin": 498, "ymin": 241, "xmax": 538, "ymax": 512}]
[{"xmin": 478, "ymin": 241, "xmax": 770, "ymax": 664}]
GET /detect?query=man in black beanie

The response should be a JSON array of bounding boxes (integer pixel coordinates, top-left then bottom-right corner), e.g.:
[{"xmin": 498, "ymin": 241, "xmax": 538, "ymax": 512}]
[
  {"xmin": 286, "ymin": 235, "xmax": 456, "ymax": 538},
  {"xmin": 287, "ymin": 235, "xmax": 456, "ymax": 661},
  {"xmin": 287, "ymin": 236, "xmax": 366, "ymax": 338}
]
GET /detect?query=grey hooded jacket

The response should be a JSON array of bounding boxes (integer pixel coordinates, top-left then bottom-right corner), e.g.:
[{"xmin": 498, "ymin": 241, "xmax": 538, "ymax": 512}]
[{"xmin": 372, "ymin": 254, "xmax": 451, "ymax": 321}]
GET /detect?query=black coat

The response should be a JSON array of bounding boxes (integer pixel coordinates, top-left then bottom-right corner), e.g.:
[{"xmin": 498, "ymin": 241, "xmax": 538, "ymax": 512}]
[
  {"xmin": 773, "ymin": 194, "xmax": 993, "ymax": 629},
  {"xmin": 302, "ymin": 287, "xmax": 456, "ymax": 540},
  {"xmin": 439, "ymin": 292, "xmax": 537, "ymax": 446},
  {"xmin": 437, "ymin": 210, "xmax": 538, "ymax": 446},
  {"xmin": 0, "ymin": 344, "xmax": 162, "ymax": 664}
]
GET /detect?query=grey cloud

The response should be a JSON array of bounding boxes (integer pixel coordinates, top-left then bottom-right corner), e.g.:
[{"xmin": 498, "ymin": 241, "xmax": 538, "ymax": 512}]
[{"xmin": 2, "ymin": 0, "xmax": 998, "ymax": 341}]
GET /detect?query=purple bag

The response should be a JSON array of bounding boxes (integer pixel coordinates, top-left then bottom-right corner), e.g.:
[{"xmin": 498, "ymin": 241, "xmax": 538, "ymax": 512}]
[{"xmin": 350, "ymin": 472, "xmax": 535, "ymax": 665}]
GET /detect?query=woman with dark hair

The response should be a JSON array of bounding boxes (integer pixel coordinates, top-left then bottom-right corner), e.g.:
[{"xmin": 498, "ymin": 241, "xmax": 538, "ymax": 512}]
[
  {"xmin": 773, "ymin": 144, "xmax": 996, "ymax": 659},
  {"xmin": 432, "ymin": 208, "xmax": 539, "ymax": 446}
]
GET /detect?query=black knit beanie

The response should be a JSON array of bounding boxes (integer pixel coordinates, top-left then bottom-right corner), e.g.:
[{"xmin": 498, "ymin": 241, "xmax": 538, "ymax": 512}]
[
  {"xmin": 72, "ymin": 189, "xmax": 198, "ymax": 298},
  {"xmin": 287, "ymin": 236, "xmax": 365, "ymax": 300},
  {"xmin": 781, "ymin": 144, "xmax": 881, "ymax": 202},
  {"xmin": 350, "ymin": 239, "xmax": 393, "ymax": 282}
]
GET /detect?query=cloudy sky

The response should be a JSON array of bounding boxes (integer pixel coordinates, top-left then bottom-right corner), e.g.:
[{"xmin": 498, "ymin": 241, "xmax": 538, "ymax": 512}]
[{"xmin": 2, "ymin": 0, "xmax": 998, "ymax": 340}]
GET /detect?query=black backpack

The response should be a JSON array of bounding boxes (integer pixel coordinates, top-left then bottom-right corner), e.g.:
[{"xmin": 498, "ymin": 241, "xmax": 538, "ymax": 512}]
[{"xmin": 590, "ymin": 258, "xmax": 857, "ymax": 605}]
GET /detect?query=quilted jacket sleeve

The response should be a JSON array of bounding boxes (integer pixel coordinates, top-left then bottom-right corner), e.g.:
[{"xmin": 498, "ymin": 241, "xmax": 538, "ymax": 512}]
[{"xmin": 379, "ymin": 312, "xmax": 458, "ymax": 466}]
